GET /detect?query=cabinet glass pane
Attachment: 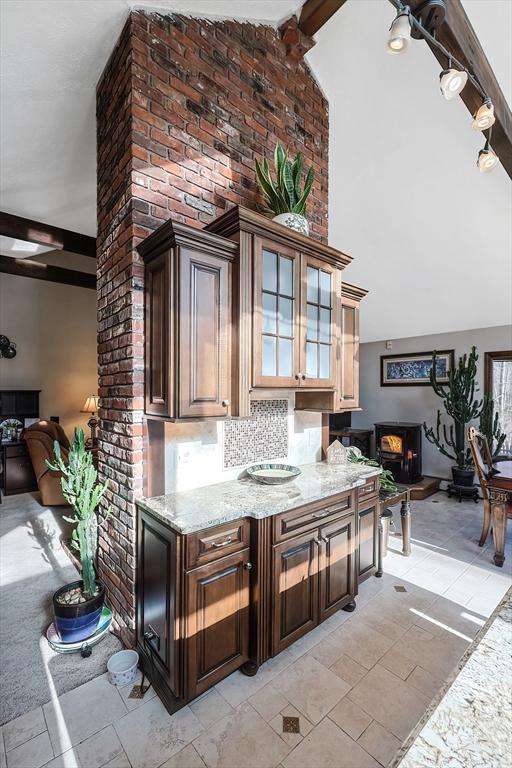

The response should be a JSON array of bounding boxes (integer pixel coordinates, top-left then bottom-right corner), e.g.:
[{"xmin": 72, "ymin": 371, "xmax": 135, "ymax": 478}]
[
  {"xmin": 262, "ymin": 335, "xmax": 277, "ymax": 376},
  {"xmin": 307, "ymin": 266, "xmax": 319, "ymax": 304},
  {"xmin": 320, "ymin": 270, "xmax": 331, "ymax": 306},
  {"xmin": 262, "ymin": 293, "xmax": 277, "ymax": 334},
  {"xmin": 278, "ymin": 297, "xmax": 293, "ymax": 337},
  {"xmin": 263, "ymin": 250, "xmax": 277, "ymax": 292},
  {"xmin": 278, "ymin": 338, "xmax": 293, "ymax": 377},
  {"xmin": 319, "ymin": 308, "xmax": 330, "ymax": 343},
  {"xmin": 306, "ymin": 342, "xmax": 318, "ymax": 378},
  {"xmin": 319, "ymin": 344, "xmax": 330, "ymax": 379},
  {"xmin": 279, "ymin": 256, "xmax": 293, "ymax": 297},
  {"xmin": 307, "ymin": 304, "xmax": 318, "ymax": 341}
]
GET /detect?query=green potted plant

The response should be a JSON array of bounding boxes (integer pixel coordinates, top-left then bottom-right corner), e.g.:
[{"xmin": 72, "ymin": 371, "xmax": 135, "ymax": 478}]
[
  {"xmin": 255, "ymin": 142, "xmax": 314, "ymax": 235},
  {"xmin": 479, "ymin": 393, "xmax": 506, "ymax": 459},
  {"xmin": 347, "ymin": 450, "xmax": 398, "ymax": 495},
  {"xmin": 423, "ymin": 347, "xmax": 482, "ymax": 487},
  {"xmin": 47, "ymin": 429, "xmax": 110, "ymax": 643}
]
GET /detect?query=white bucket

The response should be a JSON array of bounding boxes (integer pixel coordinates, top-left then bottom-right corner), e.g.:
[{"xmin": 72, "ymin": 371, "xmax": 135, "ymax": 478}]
[{"xmin": 107, "ymin": 649, "xmax": 139, "ymax": 686}]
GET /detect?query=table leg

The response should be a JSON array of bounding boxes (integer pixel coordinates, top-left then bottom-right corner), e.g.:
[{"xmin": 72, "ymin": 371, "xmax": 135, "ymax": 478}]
[
  {"xmin": 491, "ymin": 502, "xmax": 508, "ymax": 567},
  {"xmin": 400, "ymin": 500, "xmax": 411, "ymax": 556},
  {"xmin": 375, "ymin": 517, "xmax": 383, "ymax": 578}
]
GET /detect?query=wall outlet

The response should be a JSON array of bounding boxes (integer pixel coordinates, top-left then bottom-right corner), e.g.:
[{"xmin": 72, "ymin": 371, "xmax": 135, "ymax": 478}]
[{"xmin": 386, "ymin": 340, "xmax": 392, "ymax": 349}]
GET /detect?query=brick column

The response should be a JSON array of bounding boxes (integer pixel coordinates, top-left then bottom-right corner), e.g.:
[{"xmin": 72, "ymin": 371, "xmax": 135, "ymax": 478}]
[{"xmin": 96, "ymin": 11, "xmax": 329, "ymax": 643}]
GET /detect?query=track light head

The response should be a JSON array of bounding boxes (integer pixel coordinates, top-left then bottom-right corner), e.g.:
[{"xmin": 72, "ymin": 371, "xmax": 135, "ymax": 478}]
[
  {"xmin": 472, "ymin": 98, "xmax": 495, "ymax": 130},
  {"xmin": 439, "ymin": 66, "xmax": 468, "ymax": 100},
  {"xmin": 386, "ymin": 10, "xmax": 411, "ymax": 55},
  {"xmin": 477, "ymin": 141, "xmax": 499, "ymax": 173}
]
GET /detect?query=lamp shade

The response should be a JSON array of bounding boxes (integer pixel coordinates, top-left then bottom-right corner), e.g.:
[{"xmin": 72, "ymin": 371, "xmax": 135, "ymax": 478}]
[
  {"xmin": 439, "ymin": 68, "xmax": 468, "ymax": 100},
  {"xmin": 477, "ymin": 146, "xmax": 499, "ymax": 173},
  {"xmin": 386, "ymin": 12, "xmax": 411, "ymax": 54},
  {"xmin": 81, "ymin": 396, "xmax": 99, "ymax": 414},
  {"xmin": 472, "ymin": 101, "xmax": 495, "ymax": 130}
]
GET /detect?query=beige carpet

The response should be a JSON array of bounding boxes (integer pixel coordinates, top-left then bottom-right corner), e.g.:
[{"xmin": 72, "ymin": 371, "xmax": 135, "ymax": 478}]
[{"xmin": 0, "ymin": 491, "xmax": 121, "ymax": 724}]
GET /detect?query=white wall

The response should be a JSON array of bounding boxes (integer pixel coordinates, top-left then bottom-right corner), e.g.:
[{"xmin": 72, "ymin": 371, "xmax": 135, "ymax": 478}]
[
  {"xmin": 0, "ymin": 273, "xmax": 97, "ymax": 438},
  {"xmin": 164, "ymin": 393, "xmax": 322, "ymax": 493},
  {"xmin": 352, "ymin": 325, "xmax": 512, "ymax": 478}
]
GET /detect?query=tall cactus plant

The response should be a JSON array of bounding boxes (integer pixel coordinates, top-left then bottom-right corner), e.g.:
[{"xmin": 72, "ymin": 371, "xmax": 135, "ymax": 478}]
[
  {"xmin": 423, "ymin": 347, "xmax": 483, "ymax": 469},
  {"xmin": 47, "ymin": 429, "xmax": 110, "ymax": 598},
  {"xmin": 479, "ymin": 393, "xmax": 506, "ymax": 458}
]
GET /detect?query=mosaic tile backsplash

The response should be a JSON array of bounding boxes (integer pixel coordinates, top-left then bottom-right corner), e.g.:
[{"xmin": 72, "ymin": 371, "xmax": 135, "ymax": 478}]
[{"xmin": 223, "ymin": 399, "xmax": 289, "ymax": 468}]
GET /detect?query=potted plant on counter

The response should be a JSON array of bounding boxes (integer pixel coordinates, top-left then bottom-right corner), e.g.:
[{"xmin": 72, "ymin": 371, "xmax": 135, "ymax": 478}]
[
  {"xmin": 255, "ymin": 141, "xmax": 314, "ymax": 236},
  {"xmin": 47, "ymin": 429, "xmax": 110, "ymax": 643},
  {"xmin": 423, "ymin": 347, "xmax": 482, "ymax": 487}
]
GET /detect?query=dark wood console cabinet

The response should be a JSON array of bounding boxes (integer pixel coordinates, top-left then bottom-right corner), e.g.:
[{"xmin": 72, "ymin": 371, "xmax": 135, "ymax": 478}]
[
  {"xmin": 0, "ymin": 389, "xmax": 40, "ymax": 496},
  {"xmin": 136, "ymin": 477, "xmax": 379, "ymax": 715}
]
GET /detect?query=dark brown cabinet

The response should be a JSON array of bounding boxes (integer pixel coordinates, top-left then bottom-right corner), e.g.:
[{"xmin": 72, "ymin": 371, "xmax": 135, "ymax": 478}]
[
  {"xmin": 357, "ymin": 500, "xmax": 379, "ymax": 582},
  {"xmin": 319, "ymin": 513, "xmax": 357, "ymax": 622},
  {"xmin": 186, "ymin": 549, "xmax": 250, "ymax": 698},
  {"xmin": 139, "ymin": 221, "xmax": 236, "ymax": 420}
]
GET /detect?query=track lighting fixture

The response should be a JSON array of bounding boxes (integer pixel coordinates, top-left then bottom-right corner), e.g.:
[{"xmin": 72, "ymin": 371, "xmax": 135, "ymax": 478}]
[
  {"xmin": 477, "ymin": 140, "xmax": 499, "ymax": 173},
  {"xmin": 386, "ymin": 9, "xmax": 411, "ymax": 54},
  {"xmin": 472, "ymin": 98, "xmax": 495, "ymax": 131},
  {"xmin": 439, "ymin": 60, "xmax": 468, "ymax": 100}
]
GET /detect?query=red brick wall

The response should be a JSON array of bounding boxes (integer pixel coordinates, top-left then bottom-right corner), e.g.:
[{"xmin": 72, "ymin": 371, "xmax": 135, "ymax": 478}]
[{"xmin": 96, "ymin": 11, "xmax": 329, "ymax": 642}]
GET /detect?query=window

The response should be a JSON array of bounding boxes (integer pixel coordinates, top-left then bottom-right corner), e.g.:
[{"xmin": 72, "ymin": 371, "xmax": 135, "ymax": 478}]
[
  {"xmin": 305, "ymin": 265, "xmax": 331, "ymax": 379},
  {"xmin": 261, "ymin": 249, "xmax": 294, "ymax": 378},
  {"xmin": 485, "ymin": 351, "xmax": 512, "ymax": 455}
]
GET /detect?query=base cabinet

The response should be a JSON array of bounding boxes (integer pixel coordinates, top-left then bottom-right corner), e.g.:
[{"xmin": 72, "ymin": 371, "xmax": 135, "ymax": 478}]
[
  {"xmin": 358, "ymin": 499, "xmax": 379, "ymax": 582},
  {"xmin": 185, "ymin": 549, "xmax": 250, "ymax": 698},
  {"xmin": 319, "ymin": 515, "xmax": 357, "ymax": 622}
]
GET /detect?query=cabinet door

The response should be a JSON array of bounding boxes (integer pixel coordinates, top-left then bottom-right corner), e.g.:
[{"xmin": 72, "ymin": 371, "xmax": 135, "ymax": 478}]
[
  {"xmin": 358, "ymin": 500, "xmax": 379, "ymax": 582},
  {"xmin": 145, "ymin": 251, "xmax": 172, "ymax": 418},
  {"xmin": 253, "ymin": 237, "xmax": 301, "ymax": 387},
  {"xmin": 318, "ymin": 512, "xmax": 356, "ymax": 622},
  {"xmin": 137, "ymin": 511, "xmax": 180, "ymax": 697},
  {"xmin": 339, "ymin": 294, "xmax": 360, "ymax": 409},
  {"xmin": 272, "ymin": 530, "xmax": 319, "ymax": 655},
  {"xmin": 300, "ymin": 255, "xmax": 337, "ymax": 388},
  {"xmin": 186, "ymin": 549, "xmax": 250, "ymax": 698},
  {"xmin": 178, "ymin": 248, "xmax": 231, "ymax": 418}
]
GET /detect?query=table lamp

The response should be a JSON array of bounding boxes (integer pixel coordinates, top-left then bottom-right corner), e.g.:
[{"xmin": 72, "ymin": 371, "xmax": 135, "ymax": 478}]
[{"xmin": 81, "ymin": 396, "xmax": 99, "ymax": 447}]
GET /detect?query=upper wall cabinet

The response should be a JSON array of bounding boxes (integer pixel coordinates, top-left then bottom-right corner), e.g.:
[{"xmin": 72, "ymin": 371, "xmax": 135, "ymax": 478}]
[
  {"xmin": 139, "ymin": 222, "xmax": 236, "ymax": 420},
  {"xmin": 206, "ymin": 206, "xmax": 353, "ymax": 417}
]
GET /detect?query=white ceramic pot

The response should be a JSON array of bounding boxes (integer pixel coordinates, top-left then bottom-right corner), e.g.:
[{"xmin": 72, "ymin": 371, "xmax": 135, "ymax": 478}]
[
  {"xmin": 272, "ymin": 212, "xmax": 310, "ymax": 236},
  {"xmin": 107, "ymin": 649, "xmax": 139, "ymax": 686}
]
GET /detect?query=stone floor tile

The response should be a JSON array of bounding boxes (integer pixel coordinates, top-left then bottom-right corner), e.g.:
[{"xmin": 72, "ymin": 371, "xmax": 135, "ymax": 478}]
[
  {"xmin": 6, "ymin": 732, "xmax": 53, "ymax": 768},
  {"xmin": 118, "ymin": 671, "xmax": 157, "ymax": 712},
  {"xmin": 75, "ymin": 725, "xmax": 123, "ymax": 768},
  {"xmin": 406, "ymin": 666, "xmax": 446, "ymax": 702},
  {"xmin": 355, "ymin": 608, "xmax": 408, "ymax": 643},
  {"xmin": 328, "ymin": 697, "xmax": 372, "ymax": 740},
  {"xmin": 391, "ymin": 623, "xmax": 468, "ymax": 679},
  {"xmin": 43, "ymin": 674, "xmax": 127, "ymax": 756},
  {"xmin": 249, "ymin": 683, "xmax": 288, "ymax": 722},
  {"xmin": 269, "ymin": 705, "xmax": 313, "ymax": 749},
  {"xmin": 273, "ymin": 656, "xmax": 350, "ymax": 725},
  {"xmin": 0, "ymin": 729, "xmax": 6, "ymax": 768},
  {"xmin": 102, "ymin": 753, "xmax": 132, "ymax": 768},
  {"xmin": 3, "ymin": 707, "xmax": 47, "ymax": 753},
  {"xmin": 286, "ymin": 625, "xmax": 329, "ymax": 660},
  {"xmin": 40, "ymin": 749, "xmax": 81, "ymax": 768},
  {"xmin": 282, "ymin": 717, "xmax": 380, "ymax": 768},
  {"xmin": 378, "ymin": 649, "xmax": 417, "ymax": 681},
  {"xmin": 114, "ymin": 697, "xmax": 203, "ymax": 768},
  {"xmin": 159, "ymin": 743, "xmax": 206, "ymax": 768},
  {"xmin": 306, "ymin": 637, "xmax": 344, "ymax": 668},
  {"xmin": 192, "ymin": 702, "xmax": 290, "ymax": 768},
  {"xmin": 329, "ymin": 621, "xmax": 395, "ymax": 670},
  {"xmin": 348, "ymin": 665, "xmax": 430, "ymax": 741},
  {"xmin": 329, "ymin": 653, "xmax": 367, "ymax": 688},
  {"xmin": 189, "ymin": 689, "xmax": 234, "ymax": 730},
  {"xmin": 358, "ymin": 720, "xmax": 401, "ymax": 767},
  {"xmin": 214, "ymin": 651, "xmax": 293, "ymax": 708}
]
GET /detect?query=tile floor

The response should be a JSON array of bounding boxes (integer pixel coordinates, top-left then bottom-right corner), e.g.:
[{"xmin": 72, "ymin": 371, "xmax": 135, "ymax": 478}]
[{"xmin": 1, "ymin": 492, "xmax": 510, "ymax": 768}]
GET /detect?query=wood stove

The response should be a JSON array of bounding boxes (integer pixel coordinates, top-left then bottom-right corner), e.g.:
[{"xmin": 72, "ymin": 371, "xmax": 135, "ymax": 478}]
[{"xmin": 375, "ymin": 422, "xmax": 422, "ymax": 484}]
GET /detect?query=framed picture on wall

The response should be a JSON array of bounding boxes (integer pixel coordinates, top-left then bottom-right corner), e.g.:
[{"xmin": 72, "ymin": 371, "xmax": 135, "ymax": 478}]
[{"xmin": 380, "ymin": 350, "xmax": 455, "ymax": 386}]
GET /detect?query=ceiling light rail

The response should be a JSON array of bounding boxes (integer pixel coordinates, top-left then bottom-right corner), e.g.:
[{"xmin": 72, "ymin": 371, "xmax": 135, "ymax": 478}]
[{"xmin": 387, "ymin": 0, "xmax": 499, "ymax": 172}]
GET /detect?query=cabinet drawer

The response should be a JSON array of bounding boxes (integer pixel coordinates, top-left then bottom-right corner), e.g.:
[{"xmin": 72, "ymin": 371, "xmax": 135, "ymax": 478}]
[
  {"xmin": 273, "ymin": 491, "xmax": 354, "ymax": 543},
  {"xmin": 357, "ymin": 477, "xmax": 380, "ymax": 502},
  {"xmin": 186, "ymin": 519, "xmax": 250, "ymax": 569},
  {"xmin": 4, "ymin": 444, "xmax": 28, "ymax": 458}
]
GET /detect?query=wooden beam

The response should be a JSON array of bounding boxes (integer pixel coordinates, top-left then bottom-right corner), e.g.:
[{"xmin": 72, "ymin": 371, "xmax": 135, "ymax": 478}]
[
  {"xmin": 404, "ymin": 0, "xmax": 512, "ymax": 178},
  {"xmin": 298, "ymin": 0, "xmax": 349, "ymax": 36},
  {"xmin": 0, "ymin": 255, "xmax": 96, "ymax": 290},
  {"xmin": 0, "ymin": 211, "xmax": 97, "ymax": 258}
]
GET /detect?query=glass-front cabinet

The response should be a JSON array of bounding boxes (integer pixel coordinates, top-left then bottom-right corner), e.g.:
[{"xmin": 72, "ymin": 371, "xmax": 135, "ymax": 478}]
[{"xmin": 253, "ymin": 239, "xmax": 336, "ymax": 389}]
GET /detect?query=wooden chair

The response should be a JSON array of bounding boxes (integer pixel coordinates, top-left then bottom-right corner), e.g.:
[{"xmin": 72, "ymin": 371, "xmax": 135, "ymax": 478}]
[{"xmin": 468, "ymin": 427, "xmax": 498, "ymax": 546}]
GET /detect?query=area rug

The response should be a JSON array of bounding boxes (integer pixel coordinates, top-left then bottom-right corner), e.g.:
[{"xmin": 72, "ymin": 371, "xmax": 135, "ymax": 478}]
[{"xmin": 0, "ymin": 492, "xmax": 122, "ymax": 724}]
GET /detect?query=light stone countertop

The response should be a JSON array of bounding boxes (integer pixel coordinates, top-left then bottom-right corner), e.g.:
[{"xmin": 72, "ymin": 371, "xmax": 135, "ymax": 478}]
[{"xmin": 137, "ymin": 461, "xmax": 381, "ymax": 534}]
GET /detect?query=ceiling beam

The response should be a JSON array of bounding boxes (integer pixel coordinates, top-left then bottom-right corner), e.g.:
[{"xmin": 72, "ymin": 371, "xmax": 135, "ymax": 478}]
[
  {"xmin": 0, "ymin": 211, "xmax": 97, "ymax": 258},
  {"xmin": 401, "ymin": 0, "xmax": 512, "ymax": 178},
  {"xmin": 0, "ymin": 255, "xmax": 96, "ymax": 290},
  {"xmin": 298, "ymin": 0, "xmax": 349, "ymax": 36}
]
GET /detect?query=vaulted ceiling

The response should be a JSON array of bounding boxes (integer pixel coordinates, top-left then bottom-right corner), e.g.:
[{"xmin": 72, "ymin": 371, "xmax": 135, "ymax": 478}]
[{"xmin": 1, "ymin": 0, "xmax": 510, "ymax": 341}]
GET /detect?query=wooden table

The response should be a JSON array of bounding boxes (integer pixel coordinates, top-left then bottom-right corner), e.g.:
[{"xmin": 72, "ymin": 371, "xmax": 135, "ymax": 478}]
[
  {"xmin": 376, "ymin": 485, "xmax": 412, "ymax": 577},
  {"xmin": 487, "ymin": 460, "xmax": 512, "ymax": 567}
]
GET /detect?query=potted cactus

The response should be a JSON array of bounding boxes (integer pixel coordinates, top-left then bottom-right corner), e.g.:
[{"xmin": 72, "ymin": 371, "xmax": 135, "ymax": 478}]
[
  {"xmin": 255, "ymin": 141, "xmax": 314, "ymax": 235},
  {"xmin": 47, "ymin": 429, "xmax": 110, "ymax": 642}
]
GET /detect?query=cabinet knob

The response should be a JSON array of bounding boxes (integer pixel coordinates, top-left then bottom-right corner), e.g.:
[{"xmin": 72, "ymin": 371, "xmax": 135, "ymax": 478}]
[
  {"xmin": 295, "ymin": 373, "xmax": 301, "ymax": 380},
  {"xmin": 301, "ymin": 373, "xmax": 306, "ymax": 380},
  {"xmin": 245, "ymin": 562, "xmax": 253, "ymax": 570},
  {"xmin": 222, "ymin": 399, "xmax": 230, "ymax": 407}
]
